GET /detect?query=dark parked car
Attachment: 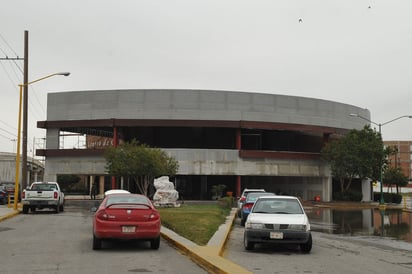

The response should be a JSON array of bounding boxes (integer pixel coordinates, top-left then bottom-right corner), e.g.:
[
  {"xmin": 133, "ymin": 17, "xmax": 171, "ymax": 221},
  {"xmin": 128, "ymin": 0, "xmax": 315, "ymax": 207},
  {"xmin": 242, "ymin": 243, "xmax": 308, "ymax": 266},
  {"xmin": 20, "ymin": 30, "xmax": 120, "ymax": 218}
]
[
  {"xmin": 237, "ymin": 188, "xmax": 265, "ymax": 217},
  {"xmin": 240, "ymin": 192, "xmax": 276, "ymax": 226},
  {"xmin": 0, "ymin": 188, "xmax": 8, "ymax": 205}
]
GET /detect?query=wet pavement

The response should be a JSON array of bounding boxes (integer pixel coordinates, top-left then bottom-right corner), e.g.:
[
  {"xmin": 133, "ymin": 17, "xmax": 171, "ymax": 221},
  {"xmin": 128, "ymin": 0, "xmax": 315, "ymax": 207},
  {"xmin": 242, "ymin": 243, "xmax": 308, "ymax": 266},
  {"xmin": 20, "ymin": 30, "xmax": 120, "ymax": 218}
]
[{"xmin": 2, "ymin": 198, "xmax": 412, "ymax": 273}]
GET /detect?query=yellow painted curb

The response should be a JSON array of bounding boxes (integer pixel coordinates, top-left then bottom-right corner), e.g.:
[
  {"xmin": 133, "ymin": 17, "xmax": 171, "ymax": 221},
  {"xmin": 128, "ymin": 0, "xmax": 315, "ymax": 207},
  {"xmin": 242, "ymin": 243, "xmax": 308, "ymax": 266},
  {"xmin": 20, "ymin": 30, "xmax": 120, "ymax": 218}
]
[
  {"xmin": 161, "ymin": 231, "xmax": 252, "ymax": 274},
  {"xmin": 0, "ymin": 210, "xmax": 20, "ymax": 222},
  {"xmin": 161, "ymin": 208, "xmax": 252, "ymax": 274}
]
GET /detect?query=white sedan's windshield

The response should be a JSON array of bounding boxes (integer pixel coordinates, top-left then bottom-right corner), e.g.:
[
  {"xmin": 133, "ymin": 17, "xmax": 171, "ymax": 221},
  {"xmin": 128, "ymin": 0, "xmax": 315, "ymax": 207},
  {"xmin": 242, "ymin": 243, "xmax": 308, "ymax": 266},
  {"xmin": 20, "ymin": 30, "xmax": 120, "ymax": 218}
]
[{"xmin": 253, "ymin": 199, "xmax": 303, "ymax": 214}]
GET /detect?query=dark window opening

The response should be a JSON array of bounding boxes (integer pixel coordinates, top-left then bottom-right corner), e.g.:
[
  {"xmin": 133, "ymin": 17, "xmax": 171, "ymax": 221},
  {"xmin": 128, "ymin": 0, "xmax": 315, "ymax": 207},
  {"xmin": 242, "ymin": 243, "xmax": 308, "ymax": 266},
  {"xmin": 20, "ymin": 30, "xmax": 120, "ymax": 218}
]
[
  {"xmin": 241, "ymin": 129, "xmax": 323, "ymax": 153},
  {"xmin": 121, "ymin": 127, "xmax": 237, "ymax": 149}
]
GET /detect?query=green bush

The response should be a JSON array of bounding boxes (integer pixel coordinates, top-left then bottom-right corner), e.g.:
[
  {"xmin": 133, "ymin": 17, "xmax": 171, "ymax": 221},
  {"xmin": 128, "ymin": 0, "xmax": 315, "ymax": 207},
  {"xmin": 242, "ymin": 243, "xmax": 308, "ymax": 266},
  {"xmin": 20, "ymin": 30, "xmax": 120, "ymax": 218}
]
[
  {"xmin": 333, "ymin": 190, "xmax": 362, "ymax": 201},
  {"xmin": 218, "ymin": 196, "xmax": 235, "ymax": 209},
  {"xmin": 374, "ymin": 192, "xmax": 402, "ymax": 204}
]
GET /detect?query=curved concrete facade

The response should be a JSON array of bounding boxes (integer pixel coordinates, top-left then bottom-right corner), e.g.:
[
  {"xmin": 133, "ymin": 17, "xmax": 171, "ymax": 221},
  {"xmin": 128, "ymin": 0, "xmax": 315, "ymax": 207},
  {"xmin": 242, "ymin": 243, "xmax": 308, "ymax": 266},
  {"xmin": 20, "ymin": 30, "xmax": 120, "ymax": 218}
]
[
  {"xmin": 38, "ymin": 89, "xmax": 370, "ymax": 201},
  {"xmin": 46, "ymin": 89, "xmax": 368, "ymax": 130}
]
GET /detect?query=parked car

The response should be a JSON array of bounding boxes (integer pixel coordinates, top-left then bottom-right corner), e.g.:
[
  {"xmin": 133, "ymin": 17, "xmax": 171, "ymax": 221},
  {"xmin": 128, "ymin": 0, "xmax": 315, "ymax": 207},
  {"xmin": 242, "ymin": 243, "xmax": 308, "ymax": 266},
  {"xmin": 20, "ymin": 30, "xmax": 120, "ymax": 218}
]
[
  {"xmin": 104, "ymin": 189, "xmax": 130, "ymax": 197},
  {"xmin": 22, "ymin": 182, "xmax": 65, "ymax": 214},
  {"xmin": 0, "ymin": 182, "xmax": 15, "ymax": 197},
  {"xmin": 92, "ymin": 193, "xmax": 161, "ymax": 250},
  {"xmin": 240, "ymin": 192, "xmax": 276, "ymax": 226},
  {"xmin": 237, "ymin": 188, "xmax": 265, "ymax": 217},
  {"xmin": 0, "ymin": 188, "xmax": 8, "ymax": 205},
  {"xmin": 243, "ymin": 195, "xmax": 312, "ymax": 253}
]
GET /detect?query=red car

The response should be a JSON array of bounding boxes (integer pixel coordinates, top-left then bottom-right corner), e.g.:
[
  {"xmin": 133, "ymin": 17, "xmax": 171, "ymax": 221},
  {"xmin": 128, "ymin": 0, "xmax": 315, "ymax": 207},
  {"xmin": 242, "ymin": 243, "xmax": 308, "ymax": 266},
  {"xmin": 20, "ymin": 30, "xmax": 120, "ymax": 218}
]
[{"xmin": 92, "ymin": 193, "xmax": 161, "ymax": 250}]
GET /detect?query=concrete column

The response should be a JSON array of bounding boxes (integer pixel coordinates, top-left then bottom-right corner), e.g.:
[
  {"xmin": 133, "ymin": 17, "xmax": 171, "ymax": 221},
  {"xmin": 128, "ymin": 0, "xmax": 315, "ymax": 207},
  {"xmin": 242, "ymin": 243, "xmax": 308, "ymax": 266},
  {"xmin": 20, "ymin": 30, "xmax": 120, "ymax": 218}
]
[
  {"xmin": 99, "ymin": 176, "xmax": 105, "ymax": 195},
  {"xmin": 89, "ymin": 175, "xmax": 94, "ymax": 196},
  {"xmin": 45, "ymin": 129, "xmax": 60, "ymax": 149},
  {"xmin": 361, "ymin": 178, "xmax": 372, "ymax": 202},
  {"xmin": 236, "ymin": 176, "xmax": 241, "ymax": 198},
  {"xmin": 322, "ymin": 176, "xmax": 332, "ymax": 202},
  {"xmin": 200, "ymin": 176, "xmax": 207, "ymax": 199}
]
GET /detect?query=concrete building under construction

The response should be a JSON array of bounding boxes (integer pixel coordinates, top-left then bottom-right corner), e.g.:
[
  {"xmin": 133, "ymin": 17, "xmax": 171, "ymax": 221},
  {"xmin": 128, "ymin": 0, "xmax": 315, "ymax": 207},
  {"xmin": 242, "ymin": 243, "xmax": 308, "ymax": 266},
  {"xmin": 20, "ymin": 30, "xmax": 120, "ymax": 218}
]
[{"xmin": 36, "ymin": 89, "xmax": 370, "ymax": 201}]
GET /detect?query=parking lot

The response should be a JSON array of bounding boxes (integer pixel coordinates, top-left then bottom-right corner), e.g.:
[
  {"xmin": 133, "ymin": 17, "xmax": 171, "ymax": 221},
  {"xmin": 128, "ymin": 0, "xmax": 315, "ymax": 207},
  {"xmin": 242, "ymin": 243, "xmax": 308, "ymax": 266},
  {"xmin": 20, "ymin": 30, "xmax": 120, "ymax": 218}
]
[{"xmin": 224, "ymin": 215, "xmax": 412, "ymax": 273}]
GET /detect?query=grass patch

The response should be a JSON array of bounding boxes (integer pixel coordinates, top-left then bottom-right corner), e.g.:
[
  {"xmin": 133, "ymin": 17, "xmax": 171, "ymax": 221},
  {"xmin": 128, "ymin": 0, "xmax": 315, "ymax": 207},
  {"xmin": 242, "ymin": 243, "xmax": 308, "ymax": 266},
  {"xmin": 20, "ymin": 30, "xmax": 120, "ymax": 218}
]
[{"xmin": 158, "ymin": 204, "xmax": 231, "ymax": 245}]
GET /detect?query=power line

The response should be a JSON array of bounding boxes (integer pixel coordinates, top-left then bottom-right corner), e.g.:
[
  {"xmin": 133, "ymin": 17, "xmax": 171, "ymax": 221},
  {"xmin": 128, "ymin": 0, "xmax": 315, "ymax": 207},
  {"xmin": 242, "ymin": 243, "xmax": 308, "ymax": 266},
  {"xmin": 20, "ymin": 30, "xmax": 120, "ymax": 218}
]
[
  {"xmin": 0, "ymin": 132, "xmax": 13, "ymax": 141},
  {"xmin": 0, "ymin": 120, "xmax": 16, "ymax": 131},
  {"xmin": 0, "ymin": 57, "xmax": 23, "ymax": 60},
  {"xmin": 0, "ymin": 127, "xmax": 16, "ymax": 137},
  {"xmin": 0, "ymin": 33, "xmax": 21, "ymax": 58}
]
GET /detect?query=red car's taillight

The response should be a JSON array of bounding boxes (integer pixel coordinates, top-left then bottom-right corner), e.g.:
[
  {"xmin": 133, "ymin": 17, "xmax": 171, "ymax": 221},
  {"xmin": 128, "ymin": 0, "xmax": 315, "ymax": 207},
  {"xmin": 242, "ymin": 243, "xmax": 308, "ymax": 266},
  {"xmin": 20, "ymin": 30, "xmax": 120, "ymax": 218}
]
[
  {"xmin": 149, "ymin": 211, "xmax": 160, "ymax": 220},
  {"xmin": 54, "ymin": 192, "xmax": 58, "ymax": 199},
  {"xmin": 96, "ymin": 210, "xmax": 109, "ymax": 220},
  {"xmin": 243, "ymin": 203, "xmax": 253, "ymax": 210}
]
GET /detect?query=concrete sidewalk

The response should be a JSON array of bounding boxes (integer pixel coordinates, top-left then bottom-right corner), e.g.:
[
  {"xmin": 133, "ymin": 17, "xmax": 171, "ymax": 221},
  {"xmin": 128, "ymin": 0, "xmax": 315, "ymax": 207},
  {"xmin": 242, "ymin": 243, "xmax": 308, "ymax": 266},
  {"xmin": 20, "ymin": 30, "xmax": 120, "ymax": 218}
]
[
  {"xmin": 0, "ymin": 203, "xmax": 250, "ymax": 274},
  {"xmin": 0, "ymin": 204, "xmax": 20, "ymax": 222}
]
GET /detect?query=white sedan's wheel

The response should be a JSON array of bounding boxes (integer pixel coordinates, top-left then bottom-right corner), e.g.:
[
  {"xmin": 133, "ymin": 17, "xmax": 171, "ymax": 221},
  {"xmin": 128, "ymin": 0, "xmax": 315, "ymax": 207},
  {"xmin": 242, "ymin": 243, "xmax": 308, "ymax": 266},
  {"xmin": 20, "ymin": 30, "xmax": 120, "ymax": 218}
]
[
  {"xmin": 244, "ymin": 234, "xmax": 254, "ymax": 251},
  {"xmin": 300, "ymin": 234, "xmax": 312, "ymax": 253}
]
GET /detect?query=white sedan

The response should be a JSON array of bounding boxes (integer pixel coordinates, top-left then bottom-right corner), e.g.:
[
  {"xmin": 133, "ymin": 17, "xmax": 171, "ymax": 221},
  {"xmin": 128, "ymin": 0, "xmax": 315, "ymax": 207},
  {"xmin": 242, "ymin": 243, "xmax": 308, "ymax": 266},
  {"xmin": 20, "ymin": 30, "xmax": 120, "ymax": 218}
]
[{"xmin": 243, "ymin": 195, "xmax": 312, "ymax": 253}]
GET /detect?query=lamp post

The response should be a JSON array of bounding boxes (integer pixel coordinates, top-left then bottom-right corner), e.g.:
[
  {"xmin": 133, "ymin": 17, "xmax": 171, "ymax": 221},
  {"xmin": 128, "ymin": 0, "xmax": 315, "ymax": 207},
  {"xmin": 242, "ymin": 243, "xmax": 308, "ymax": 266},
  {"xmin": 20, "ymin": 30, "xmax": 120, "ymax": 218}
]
[
  {"xmin": 13, "ymin": 72, "xmax": 70, "ymax": 210},
  {"xmin": 349, "ymin": 113, "xmax": 412, "ymax": 206}
]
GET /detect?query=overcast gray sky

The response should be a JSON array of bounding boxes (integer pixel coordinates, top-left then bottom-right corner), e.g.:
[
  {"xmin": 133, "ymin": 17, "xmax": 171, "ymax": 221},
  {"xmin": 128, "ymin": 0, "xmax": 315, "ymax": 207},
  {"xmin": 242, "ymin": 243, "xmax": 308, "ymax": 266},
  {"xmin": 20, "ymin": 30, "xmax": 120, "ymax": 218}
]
[{"xmin": 1, "ymin": 0, "xmax": 412, "ymax": 154}]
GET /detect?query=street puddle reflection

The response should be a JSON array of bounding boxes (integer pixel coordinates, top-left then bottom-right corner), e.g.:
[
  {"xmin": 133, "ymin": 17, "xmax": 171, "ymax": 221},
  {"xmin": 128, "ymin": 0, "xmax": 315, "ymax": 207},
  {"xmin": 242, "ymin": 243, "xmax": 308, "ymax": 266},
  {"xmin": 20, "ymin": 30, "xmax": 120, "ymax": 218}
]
[{"xmin": 305, "ymin": 207, "xmax": 412, "ymax": 243}]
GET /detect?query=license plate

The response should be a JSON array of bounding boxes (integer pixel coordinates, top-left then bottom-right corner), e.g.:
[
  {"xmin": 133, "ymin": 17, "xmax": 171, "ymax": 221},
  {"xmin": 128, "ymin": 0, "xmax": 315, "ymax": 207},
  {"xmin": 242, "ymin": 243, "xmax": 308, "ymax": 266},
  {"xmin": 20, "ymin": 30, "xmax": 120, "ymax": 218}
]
[
  {"xmin": 270, "ymin": 232, "xmax": 283, "ymax": 239},
  {"xmin": 122, "ymin": 226, "xmax": 136, "ymax": 233}
]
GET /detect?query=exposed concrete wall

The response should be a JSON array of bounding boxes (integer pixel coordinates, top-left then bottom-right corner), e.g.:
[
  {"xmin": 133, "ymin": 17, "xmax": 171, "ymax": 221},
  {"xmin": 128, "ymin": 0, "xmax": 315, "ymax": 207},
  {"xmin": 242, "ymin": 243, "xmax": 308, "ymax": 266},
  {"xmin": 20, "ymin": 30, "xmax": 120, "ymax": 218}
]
[
  {"xmin": 44, "ymin": 156, "xmax": 106, "ymax": 182},
  {"xmin": 46, "ymin": 128, "xmax": 60, "ymax": 149},
  {"xmin": 0, "ymin": 152, "xmax": 44, "ymax": 184},
  {"xmin": 44, "ymin": 149, "xmax": 326, "ymax": 177},
  {"xmin": 46, "ymin": 89, "xmax": 370, "ymax": 131},
  {"xmin": 42, "ymin": 149, "xmax": 332, "ymax": 201},
  {"xmin": 0, "ymin": 153, "xmax": 18, "ymax": 182}
]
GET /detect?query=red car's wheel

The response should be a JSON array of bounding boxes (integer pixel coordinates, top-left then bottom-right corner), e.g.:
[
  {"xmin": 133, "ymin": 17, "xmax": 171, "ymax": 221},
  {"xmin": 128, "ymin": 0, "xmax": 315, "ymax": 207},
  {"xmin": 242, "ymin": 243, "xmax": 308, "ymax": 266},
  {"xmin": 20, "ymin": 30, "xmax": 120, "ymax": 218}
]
[
  {"xmin": 93, "ymin": 234, "xmax": 102, "ymax": 250},
  {"xmin": 150, "ymin": 236, "xmax": 160, "ymax": 250}
]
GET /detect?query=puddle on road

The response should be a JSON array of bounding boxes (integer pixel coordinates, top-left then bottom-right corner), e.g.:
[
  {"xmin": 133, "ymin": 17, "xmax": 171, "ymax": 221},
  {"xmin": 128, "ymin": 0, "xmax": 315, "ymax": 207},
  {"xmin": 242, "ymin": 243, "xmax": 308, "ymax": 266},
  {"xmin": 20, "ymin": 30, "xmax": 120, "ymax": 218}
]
[{"xmin": 305, "ymin": 207, "xmax": 412, "ymax": 243}]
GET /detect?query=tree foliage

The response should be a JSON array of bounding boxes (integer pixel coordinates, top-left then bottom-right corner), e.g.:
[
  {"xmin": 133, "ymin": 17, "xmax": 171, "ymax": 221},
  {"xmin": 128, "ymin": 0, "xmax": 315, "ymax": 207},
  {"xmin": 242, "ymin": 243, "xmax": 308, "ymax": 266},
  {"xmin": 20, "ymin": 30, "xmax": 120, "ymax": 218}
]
[
  {"xmin": 57, "ymin": 174, "xmax": 81, "ymax": 185},
  {"xmin": 383, "ymin": 167, "xmax": 409, "ymax": 194},
  {"xmin": 104, "ymin": 139, "xmax": 179, "ymax": 196},
  {"xmin": 56, "ymin": 174, "xmax": 81, "ymax": 192},
  {"xmin": 321, "ymin": 126, "xmax": 390, "ymax": 193}
]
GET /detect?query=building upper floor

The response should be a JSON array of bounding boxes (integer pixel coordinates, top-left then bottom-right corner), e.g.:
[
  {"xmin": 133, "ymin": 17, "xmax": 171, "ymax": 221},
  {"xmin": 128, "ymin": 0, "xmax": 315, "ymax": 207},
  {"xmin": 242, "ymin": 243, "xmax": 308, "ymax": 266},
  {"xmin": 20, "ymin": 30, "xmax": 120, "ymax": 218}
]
[{"xmin": 37, "ymin": 89, "xmax": 370, "ymax": 160}]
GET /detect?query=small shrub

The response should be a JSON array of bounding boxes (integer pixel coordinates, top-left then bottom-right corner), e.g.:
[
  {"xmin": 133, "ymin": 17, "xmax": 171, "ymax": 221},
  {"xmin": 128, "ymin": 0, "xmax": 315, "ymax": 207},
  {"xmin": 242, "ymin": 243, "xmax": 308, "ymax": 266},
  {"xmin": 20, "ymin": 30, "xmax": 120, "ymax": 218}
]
[
  {"xmin": 373, "ymin": 192, "xmax": 402, "ymax": 204},
  {"xmin": 218, "ymin": 196, "xmax": 235, "ymax": 209},
  {"xmin": 211, "ymin": 184, "xmax": 226, "ymax": 199},
  {"xmin": 333, "ymin": 190, "xmax": 362, "ymax": 201}
]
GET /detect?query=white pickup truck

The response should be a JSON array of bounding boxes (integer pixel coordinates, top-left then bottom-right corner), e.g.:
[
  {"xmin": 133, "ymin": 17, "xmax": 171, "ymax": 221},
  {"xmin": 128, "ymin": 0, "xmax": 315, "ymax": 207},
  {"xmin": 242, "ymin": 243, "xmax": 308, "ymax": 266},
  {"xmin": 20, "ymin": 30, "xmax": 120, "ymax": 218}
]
[{"xmin": 22, "ymin": 182, "xmax": 65, "ymax": 214}]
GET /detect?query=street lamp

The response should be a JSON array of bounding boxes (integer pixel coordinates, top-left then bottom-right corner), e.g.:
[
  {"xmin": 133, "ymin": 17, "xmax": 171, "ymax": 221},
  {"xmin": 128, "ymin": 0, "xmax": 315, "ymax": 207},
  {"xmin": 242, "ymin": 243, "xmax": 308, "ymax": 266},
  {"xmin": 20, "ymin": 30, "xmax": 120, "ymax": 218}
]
[
  {"xmin": 13, "ymin": 72, "xmax": 70, "ymax": 210},
  {"xmin": 349, "ymin": 113, "xmax": 412, "ymax": 206}
]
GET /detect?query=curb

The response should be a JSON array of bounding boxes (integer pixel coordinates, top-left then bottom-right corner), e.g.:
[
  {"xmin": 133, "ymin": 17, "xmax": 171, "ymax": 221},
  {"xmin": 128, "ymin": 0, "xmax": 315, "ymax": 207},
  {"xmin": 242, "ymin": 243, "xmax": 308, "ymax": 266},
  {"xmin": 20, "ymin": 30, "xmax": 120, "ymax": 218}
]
[
  {"xmin": 161, "ymin": 208, "xmax": 252, "ymax": 274},
  {"xmin": 0, "ymin": 209, "xmax": 20, "ymax": 222}
]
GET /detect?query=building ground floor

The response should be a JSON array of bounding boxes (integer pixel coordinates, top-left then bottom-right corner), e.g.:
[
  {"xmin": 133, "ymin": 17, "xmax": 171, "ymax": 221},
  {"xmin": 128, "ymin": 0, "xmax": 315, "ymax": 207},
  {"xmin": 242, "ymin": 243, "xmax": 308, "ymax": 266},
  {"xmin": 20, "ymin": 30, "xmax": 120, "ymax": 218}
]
[{"xmin": 60, "ymin": 174, "xmax": 332, "ymax": 202}]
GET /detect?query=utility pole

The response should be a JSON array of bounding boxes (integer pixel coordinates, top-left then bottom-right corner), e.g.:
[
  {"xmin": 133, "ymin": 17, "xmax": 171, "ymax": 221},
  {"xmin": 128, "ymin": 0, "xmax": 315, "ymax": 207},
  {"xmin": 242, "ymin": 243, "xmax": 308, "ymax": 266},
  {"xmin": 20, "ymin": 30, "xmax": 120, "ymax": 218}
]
[
  {"xmin": 0, "ymin": 32, "xmax": 26, "ymax": 190},
  {"xmin": 22, "ymin": 30, "xmax": 29, "ymax": 190}
]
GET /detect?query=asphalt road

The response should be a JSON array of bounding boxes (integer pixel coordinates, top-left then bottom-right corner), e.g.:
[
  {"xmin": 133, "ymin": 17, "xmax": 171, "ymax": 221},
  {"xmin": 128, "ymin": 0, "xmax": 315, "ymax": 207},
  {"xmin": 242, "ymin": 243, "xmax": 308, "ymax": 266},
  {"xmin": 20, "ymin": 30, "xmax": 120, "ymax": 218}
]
[
  {"xmin": 224, "ymin": 217, "xmax": 412, "ymax": 274},
  {"xmin": 0, "ymin": 201, "xmax": 206, "ymax": 274}
]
